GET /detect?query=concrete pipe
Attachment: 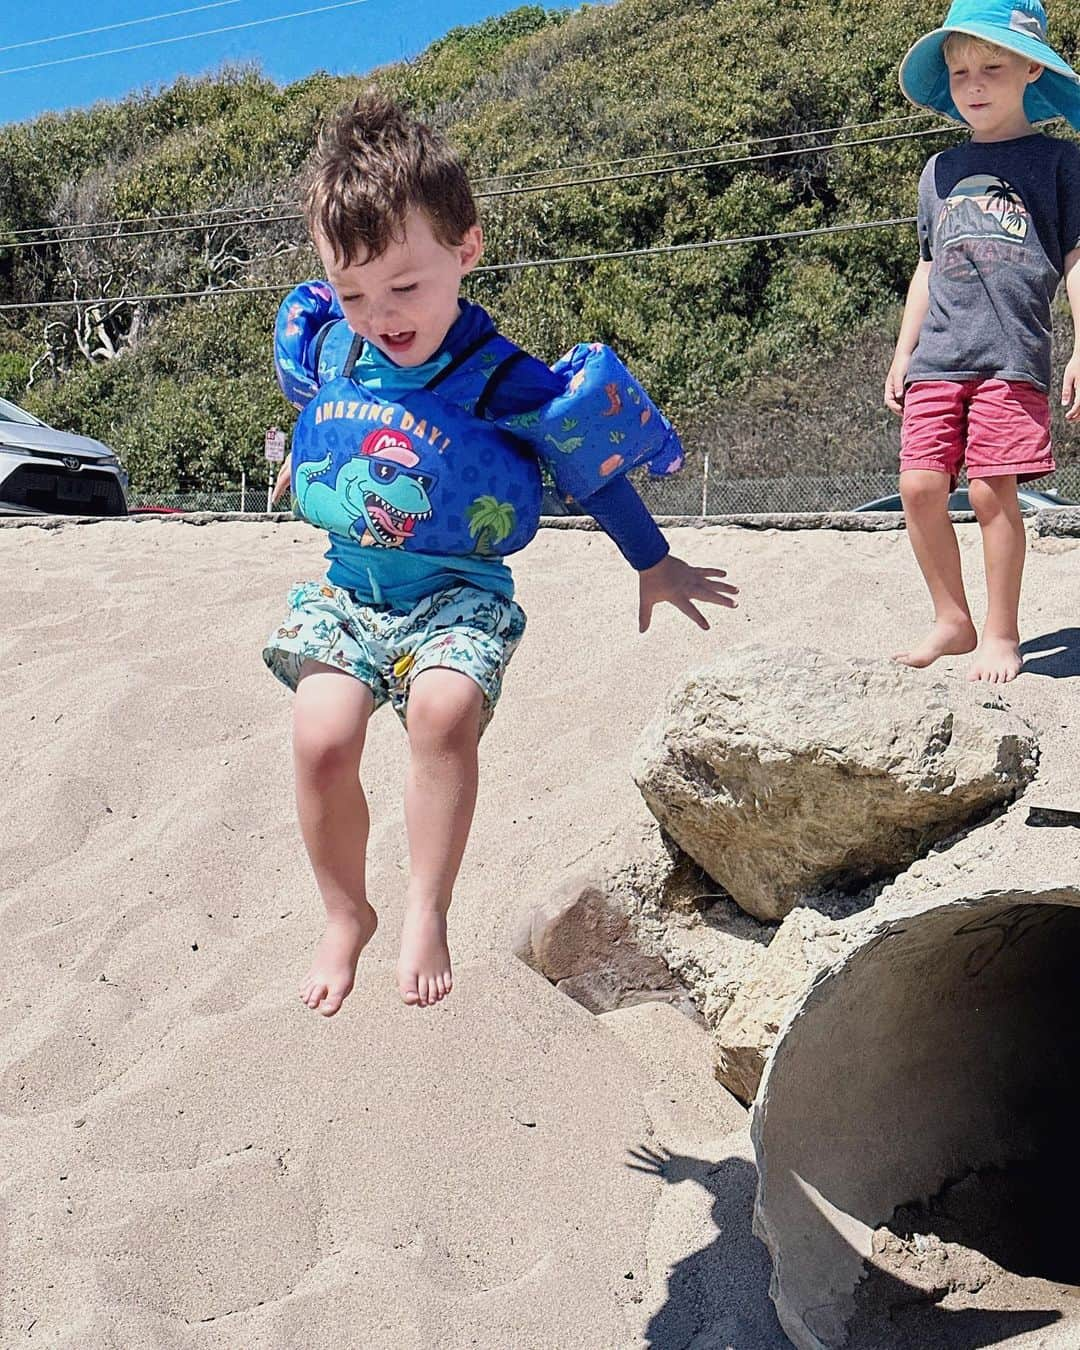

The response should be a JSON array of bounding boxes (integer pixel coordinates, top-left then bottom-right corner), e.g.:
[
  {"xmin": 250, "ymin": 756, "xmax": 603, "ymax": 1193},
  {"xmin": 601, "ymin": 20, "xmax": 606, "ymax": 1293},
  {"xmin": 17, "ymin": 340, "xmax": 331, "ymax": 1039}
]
[{"xmin": 752, "ymin": 887, "xmax": 1080, "ymax": 1350}]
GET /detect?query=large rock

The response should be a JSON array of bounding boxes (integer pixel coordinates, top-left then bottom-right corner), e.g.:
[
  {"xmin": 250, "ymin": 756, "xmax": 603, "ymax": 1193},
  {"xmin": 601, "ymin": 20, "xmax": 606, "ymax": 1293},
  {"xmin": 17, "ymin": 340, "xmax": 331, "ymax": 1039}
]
[{"xmin": 632, "ymin": 647, "xmax": 1038, "ymax": 922}]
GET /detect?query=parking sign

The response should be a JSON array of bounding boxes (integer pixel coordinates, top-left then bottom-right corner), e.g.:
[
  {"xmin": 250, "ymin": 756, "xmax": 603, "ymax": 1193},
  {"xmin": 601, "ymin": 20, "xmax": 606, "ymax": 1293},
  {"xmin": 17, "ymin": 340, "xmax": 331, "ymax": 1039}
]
[{"xmin": 264, "ymin": 427, "xmax": 286, "ymax": 462}]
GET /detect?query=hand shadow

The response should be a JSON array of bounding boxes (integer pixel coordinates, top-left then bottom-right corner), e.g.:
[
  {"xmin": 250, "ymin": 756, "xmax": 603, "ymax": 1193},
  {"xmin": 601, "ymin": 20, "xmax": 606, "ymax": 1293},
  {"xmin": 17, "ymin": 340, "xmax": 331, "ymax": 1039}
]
[
  {"xmin": 627, "ymin": 1144, "xmax": 1062, "ymax": 1349},
  {"xmin": 626, "ymin": 1143, "xmax": 787, "ymax": 1349},
  {"xmin": 1020, "ymin": 628, "xmax": 1080, "ymax": 679}
]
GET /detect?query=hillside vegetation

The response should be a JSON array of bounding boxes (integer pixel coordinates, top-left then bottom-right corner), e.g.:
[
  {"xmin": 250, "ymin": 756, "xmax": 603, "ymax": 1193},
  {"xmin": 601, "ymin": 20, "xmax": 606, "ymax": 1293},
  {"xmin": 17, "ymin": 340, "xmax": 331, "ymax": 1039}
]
[{"xmin": 3, "ymin": 0, "xmax": 1080, "ymax": 491}]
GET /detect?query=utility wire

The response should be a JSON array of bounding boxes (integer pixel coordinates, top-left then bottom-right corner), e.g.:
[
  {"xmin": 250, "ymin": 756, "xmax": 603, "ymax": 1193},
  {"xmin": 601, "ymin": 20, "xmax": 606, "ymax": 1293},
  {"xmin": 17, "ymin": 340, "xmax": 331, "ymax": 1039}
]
[
  {"xmin": 0, "ymin": 126, "xmax": 951, "ymax": 251},
  {"xmin": 2, "ymin": 113, "xmax": 945, "ymax": 241},
  {"xmin": 1, "ymin": 200, "xmax": 300, "ymax": 241},
  {"xmin": 0, "ymin": 214, "xmax": 918, "ymax": 311},
  {"xmin": 472, "ymin": 127, "xmax": 949, "ymax": 201},
  {"xmin": 3, "ymin": 213, "xmax": 308, "ymax": 250},
  {"xmin": 0, "ymin": 2, "xmax": 242, "ymax": 54},
  {"xmin": 471, "ymin": 112, "xmax": 937, "ymax": 185},
  {"xmin": 0, "ymin": 0, "xmax": 371, "ymax": 78},
  {"xmin": 471, "ymin": 216, "xmax": 918, "ymax": 274}
]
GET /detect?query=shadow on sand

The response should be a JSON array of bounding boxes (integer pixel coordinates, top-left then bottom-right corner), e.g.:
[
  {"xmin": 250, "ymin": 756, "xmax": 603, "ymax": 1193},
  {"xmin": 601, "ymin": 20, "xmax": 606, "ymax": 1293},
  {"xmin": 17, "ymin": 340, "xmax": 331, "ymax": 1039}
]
[
  {"xmin": 629, "ymin": 1145, "xmax": 1062, "ymax": 1350},
  {"xmin": 628, "ymin": 1145, "xmax": 786, "ymax": 1349},
  {"xmin": 1020, "ymin": 628, "xmax": 1080, "ymax": 679}
]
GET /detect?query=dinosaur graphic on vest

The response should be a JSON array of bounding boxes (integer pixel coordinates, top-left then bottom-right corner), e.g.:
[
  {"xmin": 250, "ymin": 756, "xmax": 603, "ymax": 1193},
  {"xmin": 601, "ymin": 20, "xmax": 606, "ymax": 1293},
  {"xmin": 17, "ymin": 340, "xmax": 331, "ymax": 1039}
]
[{"xmin": 295, "ymin": 427, "xmax": 436, "ymax": 548}]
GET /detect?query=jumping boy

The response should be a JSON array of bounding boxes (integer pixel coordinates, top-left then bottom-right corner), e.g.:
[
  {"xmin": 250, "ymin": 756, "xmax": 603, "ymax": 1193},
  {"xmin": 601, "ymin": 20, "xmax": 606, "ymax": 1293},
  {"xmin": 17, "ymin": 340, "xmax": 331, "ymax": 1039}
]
[
  {"xmin": 886, "ymin": 0, "xmax": 1080, "ymax": 682},
  {"xmin": 264, "ymin": 94, "xmax": 737, "ymax": 1016}
]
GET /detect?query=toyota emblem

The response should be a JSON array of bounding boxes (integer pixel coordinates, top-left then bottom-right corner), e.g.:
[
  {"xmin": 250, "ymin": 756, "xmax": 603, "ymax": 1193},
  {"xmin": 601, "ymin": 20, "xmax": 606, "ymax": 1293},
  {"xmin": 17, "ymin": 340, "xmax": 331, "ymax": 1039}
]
[{"xmin": 62, "ymin": 456, "xmax": 80, "ymax": 470}]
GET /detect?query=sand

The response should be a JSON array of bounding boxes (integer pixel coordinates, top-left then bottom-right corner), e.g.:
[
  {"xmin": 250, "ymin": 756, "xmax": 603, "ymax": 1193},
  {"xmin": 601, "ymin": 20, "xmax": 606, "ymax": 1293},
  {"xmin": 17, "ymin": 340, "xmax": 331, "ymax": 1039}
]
[
  {"xmin": 1, "ymin": 516, "xmax": 1078, "ymax": 1348},
  {"xmin": 846, "ymin": 1162, "xmax": 1080, "ymax": 1350}
]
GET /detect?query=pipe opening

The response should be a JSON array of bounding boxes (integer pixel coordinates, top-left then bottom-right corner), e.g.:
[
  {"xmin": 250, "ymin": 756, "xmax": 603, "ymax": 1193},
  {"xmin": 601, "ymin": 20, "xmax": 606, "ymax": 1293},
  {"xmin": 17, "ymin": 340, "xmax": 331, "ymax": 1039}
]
[
  {"xmin": 753, "ymin": 894, "xmax": 1080, "ymax": 1349},
  {"xmin": 878, "ymin": 1155, "xmax": 1080, "ymax": 1286}
]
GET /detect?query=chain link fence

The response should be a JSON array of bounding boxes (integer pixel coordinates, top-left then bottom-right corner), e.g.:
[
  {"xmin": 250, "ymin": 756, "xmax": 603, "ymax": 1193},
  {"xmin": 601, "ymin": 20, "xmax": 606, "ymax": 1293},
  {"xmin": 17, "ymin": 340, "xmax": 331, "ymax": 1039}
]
[
  {"xmin": 127, "ymin": 482, "xmax": 275, "ymax": 513},
  {"xmin": 635, "ymin": 469, "xmax": 905, "ymax": 516},
  {"xmin": 128, "ymin": 462, "xmax": 1080, "ymax": 517}
]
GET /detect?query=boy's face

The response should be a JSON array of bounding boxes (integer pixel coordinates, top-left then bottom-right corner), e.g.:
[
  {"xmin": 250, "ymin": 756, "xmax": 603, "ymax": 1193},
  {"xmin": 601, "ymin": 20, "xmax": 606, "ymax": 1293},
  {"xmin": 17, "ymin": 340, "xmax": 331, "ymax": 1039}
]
[
  {"xmin": 946, "ymin": 41, "xmax": 1044, "ymax": 136},
  {"xmin": 317, "ymin": 210, "xmax": 484, "ymax": 367}
]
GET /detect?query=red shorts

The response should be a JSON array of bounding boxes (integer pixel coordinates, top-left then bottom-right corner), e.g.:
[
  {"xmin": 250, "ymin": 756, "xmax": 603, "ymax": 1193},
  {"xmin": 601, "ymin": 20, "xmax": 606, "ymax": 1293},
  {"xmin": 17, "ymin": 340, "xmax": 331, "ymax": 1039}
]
[{"xmin": 900, "ymin": 378, "xmax": 1054, "ymax": 485}]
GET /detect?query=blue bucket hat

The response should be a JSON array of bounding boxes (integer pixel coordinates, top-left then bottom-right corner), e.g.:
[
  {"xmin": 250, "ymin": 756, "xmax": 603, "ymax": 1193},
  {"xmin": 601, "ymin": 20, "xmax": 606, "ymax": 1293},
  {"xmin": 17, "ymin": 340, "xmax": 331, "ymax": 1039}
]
[{"xmin": 899, "ymin": 0, "xmax": 1080, "ymax": 129}]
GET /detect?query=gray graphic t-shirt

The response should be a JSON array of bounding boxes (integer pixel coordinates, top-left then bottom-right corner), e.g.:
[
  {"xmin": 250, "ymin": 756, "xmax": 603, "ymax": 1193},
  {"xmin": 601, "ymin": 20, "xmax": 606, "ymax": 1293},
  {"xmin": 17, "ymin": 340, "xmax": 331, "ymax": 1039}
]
[{"xmin": 907, "ymin": 134, "xmax": 1080, "ymax": 392}]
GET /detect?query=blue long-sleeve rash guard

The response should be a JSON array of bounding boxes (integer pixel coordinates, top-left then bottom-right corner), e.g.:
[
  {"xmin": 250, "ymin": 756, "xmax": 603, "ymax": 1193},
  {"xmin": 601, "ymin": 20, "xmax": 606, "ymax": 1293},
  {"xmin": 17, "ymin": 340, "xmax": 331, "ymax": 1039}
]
[{"xmin": 325, "ymin": 301, "xmax": 669, "ymax": 607}]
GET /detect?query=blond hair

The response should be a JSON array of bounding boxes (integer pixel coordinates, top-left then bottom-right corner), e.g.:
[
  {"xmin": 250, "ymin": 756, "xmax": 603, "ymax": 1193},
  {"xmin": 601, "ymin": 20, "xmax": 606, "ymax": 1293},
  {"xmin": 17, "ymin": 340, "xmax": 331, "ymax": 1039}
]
[
  {"xmin": 943, "ymin": 31, "xmax": 1024, "ymax": 63},
  {"xmin": 302, "ymin": 91, "xmax": 478, "ymax": 266}
]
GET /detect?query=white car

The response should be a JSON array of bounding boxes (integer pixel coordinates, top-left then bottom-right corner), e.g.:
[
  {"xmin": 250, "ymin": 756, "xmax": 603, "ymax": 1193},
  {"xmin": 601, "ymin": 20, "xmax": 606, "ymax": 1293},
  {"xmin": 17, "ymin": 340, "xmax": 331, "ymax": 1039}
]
[{"xmin": 0, "ymin": 395, "xmax": 127, "ymax": 516}]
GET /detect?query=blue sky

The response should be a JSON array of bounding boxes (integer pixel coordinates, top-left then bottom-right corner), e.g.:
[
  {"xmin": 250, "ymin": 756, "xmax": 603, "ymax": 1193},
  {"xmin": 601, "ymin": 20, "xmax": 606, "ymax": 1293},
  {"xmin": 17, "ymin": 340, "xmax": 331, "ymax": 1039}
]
[{"xmin": 0, "ymin": 1, "xmax": 567, "ymax": 128}]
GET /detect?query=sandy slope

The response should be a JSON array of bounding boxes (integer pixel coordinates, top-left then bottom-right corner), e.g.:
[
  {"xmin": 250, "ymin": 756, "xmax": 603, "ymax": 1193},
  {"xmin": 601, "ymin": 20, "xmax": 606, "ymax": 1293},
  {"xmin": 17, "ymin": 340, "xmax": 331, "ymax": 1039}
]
[{"xmin": 1, "ymin": 517, "xmax": 1077, "ymax": 1348}]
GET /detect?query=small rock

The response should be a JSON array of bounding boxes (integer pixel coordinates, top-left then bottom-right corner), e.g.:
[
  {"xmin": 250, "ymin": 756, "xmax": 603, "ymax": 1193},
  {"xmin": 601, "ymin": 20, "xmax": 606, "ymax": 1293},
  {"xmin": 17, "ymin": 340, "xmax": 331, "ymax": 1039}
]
[
  {"xmin": 514, "ymin": 877, "xmax": 631, "ymax": 983},
  {"xmin": 709, "ymin": 908, "xmax": 832, "ymax": 1101},
  {"xmin": 556, "ymin": 968, "xmax": 686, "ymax": 1016}
]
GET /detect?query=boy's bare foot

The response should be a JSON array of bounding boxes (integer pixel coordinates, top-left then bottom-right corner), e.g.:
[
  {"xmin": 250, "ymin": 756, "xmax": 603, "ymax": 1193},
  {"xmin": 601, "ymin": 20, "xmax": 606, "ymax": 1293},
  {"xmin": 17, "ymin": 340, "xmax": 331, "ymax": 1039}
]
[
  {"xmin": 968, "ymin": 637, "xmax": 1024, "ymax": 684},
  {"xmin": 893, "ymin": 618, "xmax": 978, "ymax": 669},
  {"xmin": 396, "ymin": 902, "xmax": 453, "ymax": 1008},
  {"xmin": 300, "ymin": 905, "xmax": 378, "ymax": 1017}
]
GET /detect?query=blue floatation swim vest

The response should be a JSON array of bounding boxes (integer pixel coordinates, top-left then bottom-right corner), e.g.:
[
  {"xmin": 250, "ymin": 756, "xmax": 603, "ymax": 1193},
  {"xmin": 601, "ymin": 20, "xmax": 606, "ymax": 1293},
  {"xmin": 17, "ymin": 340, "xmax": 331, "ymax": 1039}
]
[
  {"xmin": 274, "ymin": 281, "xmax": 353, "ymax": 405},
  {"xmin": 274, "ymin": 282, "xmax": 684, "ymax": 558}
]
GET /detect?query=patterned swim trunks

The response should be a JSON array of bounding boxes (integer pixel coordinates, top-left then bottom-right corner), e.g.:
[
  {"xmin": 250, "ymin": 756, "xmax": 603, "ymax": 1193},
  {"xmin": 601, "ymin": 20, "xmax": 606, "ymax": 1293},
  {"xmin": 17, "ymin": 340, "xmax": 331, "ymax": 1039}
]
[{"xmin": 263, "ymin": 580, "xmax": 527, "ymax": 729}]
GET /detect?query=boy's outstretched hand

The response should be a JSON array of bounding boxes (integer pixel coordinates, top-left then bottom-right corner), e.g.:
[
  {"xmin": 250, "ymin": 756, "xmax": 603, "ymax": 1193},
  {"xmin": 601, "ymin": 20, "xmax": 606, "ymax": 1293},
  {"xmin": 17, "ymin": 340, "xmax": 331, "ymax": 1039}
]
[{"xmin": 638, "ymin": 553, "xmax": 739, "ymax": 632}]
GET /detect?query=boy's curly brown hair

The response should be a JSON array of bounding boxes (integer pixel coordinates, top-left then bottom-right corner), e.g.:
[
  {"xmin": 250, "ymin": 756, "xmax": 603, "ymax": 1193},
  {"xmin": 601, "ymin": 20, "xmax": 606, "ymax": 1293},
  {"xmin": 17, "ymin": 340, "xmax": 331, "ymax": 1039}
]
[{"xmin": 302, "ymin": 91, "xmax": 479, "ymax": 265}]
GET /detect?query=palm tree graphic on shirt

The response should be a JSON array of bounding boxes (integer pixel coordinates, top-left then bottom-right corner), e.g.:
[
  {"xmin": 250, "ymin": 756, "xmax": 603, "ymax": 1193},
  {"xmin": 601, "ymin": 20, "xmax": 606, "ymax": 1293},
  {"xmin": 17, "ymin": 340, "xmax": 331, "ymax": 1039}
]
[
  {"xmin": 984, "ymin": 179, "xmax": 1027, "ymax": 235},
  {"xmin": 940, "ymin": 174, "xmax": 1030, "ymax": 246}
]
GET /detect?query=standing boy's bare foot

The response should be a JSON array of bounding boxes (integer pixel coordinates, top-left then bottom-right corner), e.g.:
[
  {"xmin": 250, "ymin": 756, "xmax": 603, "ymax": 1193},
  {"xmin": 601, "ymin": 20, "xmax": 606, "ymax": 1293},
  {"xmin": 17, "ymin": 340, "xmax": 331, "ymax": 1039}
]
[
  {"xmin": 300, "ymin": 905, "xmax": 378, "ymax": 1017},
  {"xmin": 893, "ymin": 617, "xmax": 978, "ymax": 669},
  {"xmin": 396, "ymin": 901, "xmax": 453, "ymax": 1008},
  {"xmin": 968, "ymin": 636, "xmax": 1024, "ymax": 684}
]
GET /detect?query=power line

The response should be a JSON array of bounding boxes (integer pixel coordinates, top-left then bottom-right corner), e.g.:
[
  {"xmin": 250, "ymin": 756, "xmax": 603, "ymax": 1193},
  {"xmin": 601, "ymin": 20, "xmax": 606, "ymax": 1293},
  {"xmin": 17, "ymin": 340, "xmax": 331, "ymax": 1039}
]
[
  {"xmin": 0, "ymin": 2, "xmax": 242, "ymax": 54},
  {"xmin": 0, "ymin": 126, "xmax": 951, "ymax": 252},
  {"xmin": 2, "ymin": 213, "xmax": 307, "ymax": 250},
  {"xmin": 472, "ymin": 127, "xmax": 950, "ymax": 202},
  {"xmin": 471, "ymin": 216, "xmax": 919, "ymax": 274},
  {"xmin": 1, "ymin": 200, "xmax": 299, "ymax": 241},
  {"xmin": 471, "ymin": 112, "xmax": 936, "ymax": 185},
  {"xmin": 2, "ymin": 113, "xmax": 945, "ymax": 242},
  {"xmin": 0, "ymin": 283, "xmax": 282, "ymax": 312},
  {"xmin": 0, "ymin": 0, "xmax": 371, "ymax": 78},
  {"xmin": 0, "ymin": 214, "xmax": 918, "ymax": 310}
]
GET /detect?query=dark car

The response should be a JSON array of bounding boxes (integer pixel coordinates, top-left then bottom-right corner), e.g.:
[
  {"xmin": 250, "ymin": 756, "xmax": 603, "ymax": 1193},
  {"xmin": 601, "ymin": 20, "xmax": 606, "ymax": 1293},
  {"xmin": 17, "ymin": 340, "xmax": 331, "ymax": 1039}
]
[
  {"xmin": 854, "ymin": 487, "xmax": 1075, "ymax": 513},
  {"xmin": 0, "ymin": 395, "xmax": 128, "ymax": 516},
  {"xmin": 540, "ymin": 485, "xmax": 584, "ymax": 516}
]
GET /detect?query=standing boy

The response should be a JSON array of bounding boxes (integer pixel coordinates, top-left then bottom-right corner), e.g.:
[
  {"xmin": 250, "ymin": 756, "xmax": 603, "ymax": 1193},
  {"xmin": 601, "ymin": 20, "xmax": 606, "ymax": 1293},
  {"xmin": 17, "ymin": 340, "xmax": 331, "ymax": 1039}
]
[
  {"xmin": 886, "ymin": 0, "xmax": 1080, "ymax": 681},
  {"xmin": 264, "ymin": 95, "xmax": 736, "ymax": 1016}
]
